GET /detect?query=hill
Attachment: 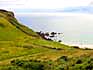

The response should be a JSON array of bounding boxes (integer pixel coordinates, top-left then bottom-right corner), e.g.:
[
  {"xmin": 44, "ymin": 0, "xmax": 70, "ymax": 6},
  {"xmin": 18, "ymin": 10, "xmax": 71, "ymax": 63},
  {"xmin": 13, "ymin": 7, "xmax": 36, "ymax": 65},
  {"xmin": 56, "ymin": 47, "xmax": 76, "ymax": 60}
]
[{"xmin": 0, "ymin": 9, "xmax": 93, "ymax": 70}]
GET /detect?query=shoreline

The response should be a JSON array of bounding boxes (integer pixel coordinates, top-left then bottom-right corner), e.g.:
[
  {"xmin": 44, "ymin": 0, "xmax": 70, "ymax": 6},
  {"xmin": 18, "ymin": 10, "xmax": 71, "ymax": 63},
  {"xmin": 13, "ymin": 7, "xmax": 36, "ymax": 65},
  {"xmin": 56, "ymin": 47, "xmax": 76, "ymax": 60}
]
[
  {"xmin": 61, "ymin": 42, "xmax": 93, "ymax": 49},
  {"xmin": 70, "ymin": 44, "xmax": 93, "ymax": 49}
]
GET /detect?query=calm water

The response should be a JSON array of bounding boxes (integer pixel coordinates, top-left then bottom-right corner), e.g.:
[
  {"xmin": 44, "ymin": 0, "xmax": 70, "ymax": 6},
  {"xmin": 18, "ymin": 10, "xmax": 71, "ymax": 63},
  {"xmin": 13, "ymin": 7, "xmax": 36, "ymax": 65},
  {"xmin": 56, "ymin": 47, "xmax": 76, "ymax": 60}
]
[{"xmin": 15, "ymin": 13, "xmax": 93, "ymax": 46}]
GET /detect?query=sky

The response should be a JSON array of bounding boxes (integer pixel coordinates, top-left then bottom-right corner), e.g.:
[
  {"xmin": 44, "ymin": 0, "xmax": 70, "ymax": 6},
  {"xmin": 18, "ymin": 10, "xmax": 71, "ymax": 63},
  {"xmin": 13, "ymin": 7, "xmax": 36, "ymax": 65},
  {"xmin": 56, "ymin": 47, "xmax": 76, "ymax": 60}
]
[
  {"xmin": 1, "ymin": 0, "xmax": 93, "ymax": 45},
  {"xmin": 0, "ymin": 0, "xmax": 93, "ymax": 13}
]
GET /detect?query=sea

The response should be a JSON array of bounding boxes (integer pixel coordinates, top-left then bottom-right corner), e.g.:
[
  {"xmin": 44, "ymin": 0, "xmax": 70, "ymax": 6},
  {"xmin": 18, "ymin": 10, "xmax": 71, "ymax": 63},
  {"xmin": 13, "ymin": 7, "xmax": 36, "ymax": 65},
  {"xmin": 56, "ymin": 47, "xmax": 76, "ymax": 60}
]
[{"xmin": 15, "ymin": 13, "xmax": 93, "ymax": 48}]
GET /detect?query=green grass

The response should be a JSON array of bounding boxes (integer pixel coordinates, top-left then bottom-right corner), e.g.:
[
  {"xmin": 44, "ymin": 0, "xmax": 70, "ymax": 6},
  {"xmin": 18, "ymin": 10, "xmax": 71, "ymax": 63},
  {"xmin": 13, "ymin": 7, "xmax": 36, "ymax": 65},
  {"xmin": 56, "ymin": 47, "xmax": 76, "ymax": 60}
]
[{"xmin": 0, "ymin": 9, "xmax": 93, "ymax": 70}]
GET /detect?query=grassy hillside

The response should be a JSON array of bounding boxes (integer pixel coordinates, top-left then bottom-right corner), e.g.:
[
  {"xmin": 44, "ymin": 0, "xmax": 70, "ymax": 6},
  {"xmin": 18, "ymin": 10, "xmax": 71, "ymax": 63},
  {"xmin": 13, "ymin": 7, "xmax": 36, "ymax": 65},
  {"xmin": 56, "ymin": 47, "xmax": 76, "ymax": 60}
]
[{"xmin": 0, "ymin": 9, "xmax": 93, "ymax": 70}]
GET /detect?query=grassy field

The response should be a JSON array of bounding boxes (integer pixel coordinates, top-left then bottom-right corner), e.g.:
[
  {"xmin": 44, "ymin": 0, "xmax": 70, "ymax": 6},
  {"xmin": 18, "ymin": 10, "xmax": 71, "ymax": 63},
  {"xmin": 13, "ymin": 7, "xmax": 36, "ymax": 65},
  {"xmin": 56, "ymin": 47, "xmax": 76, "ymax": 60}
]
[{"xmin": 0, "ymin": 9, "xmax": 93, "ymax": 70}]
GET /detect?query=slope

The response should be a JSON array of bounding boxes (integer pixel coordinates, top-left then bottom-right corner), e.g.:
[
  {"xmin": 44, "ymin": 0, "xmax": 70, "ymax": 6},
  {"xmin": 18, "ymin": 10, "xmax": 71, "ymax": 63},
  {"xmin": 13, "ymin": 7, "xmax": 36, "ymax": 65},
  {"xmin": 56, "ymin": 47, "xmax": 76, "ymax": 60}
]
[
  {"xmin": 0, "ymin": 10, "xmax": 40, "ymax": 41},
  {"xmin": 0, "ymin": 10, "xmax": 93, "ymax": 70},
  {"xmin": 0, "ymin": 9, "xmax": 71, "ymax": 61}
]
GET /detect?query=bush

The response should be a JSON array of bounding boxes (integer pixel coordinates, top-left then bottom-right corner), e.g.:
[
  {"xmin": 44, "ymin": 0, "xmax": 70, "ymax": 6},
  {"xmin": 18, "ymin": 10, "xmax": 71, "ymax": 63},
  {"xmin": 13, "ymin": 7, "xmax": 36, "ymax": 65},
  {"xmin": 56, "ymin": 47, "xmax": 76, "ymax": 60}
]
[
  {"xmin": 59, "ymin": 56, "xmax": 68, "ymax": 61},
  {"xmin": 72, "ymin": 46, "xmax": 80, "ymax": 49},
  {"xmin": 84, "ymin": 48, "xmax": 92, "ymax": 50},
  {"xmin": 10, "ymin": 59, "xmax": 44, "ymax": 70},
  {"xmin": 76, "ymin": 59, "xmax": 82, "ymax": 64},
  {"xmin": 73, "ymin": 64, "xmax": 83, "ymax": 70},
  {"xmin": 56, "ymin": 65, "xmax": 64, "ymax": 70},
  {"xmin": 85, "ymin": 64, "xmax": 92, "ymax": 70},
  {"xmin": 47, "ymin": 60, "xmax": 53, "ymax": 65},
  {"xmin": 0, "ymin": 66, "xmax": 23, "ymax": 70}
]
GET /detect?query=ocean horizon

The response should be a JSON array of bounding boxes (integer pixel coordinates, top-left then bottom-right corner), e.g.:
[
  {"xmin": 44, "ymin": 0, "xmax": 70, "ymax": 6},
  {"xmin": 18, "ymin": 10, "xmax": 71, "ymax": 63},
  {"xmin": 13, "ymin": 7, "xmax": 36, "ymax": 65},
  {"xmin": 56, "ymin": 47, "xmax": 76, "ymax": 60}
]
[{"xmin": 15, "ymin": 13, "xmax": 93, "ymax": 48}]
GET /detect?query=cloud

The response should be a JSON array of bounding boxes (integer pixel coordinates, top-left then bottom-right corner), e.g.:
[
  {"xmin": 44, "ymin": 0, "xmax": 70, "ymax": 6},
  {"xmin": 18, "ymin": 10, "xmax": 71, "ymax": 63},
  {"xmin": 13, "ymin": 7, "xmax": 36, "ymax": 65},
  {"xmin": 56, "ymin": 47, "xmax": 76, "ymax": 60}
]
[
  {"xmin": 0, "ymin": 0, "xmax": 93, "ymax": 13},
  {"xmin": 63, "ymin": 6, "xmax": 93, "ymax": 13},
  {"xmin": 0, "ymin": 0, "xmax": 26, "ymax": 9},
  {"xmin": 0, "ymin": 0, "xmax": 93, "ymax": 9}
]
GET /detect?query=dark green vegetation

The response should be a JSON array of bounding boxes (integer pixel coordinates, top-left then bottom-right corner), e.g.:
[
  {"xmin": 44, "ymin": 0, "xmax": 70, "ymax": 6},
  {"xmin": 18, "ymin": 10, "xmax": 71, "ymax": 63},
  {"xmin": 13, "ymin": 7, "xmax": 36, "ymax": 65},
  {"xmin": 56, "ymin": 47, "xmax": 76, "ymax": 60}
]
[{"xmin": 0, "ymin": 9, "xmax": 93, "ymax": 70}]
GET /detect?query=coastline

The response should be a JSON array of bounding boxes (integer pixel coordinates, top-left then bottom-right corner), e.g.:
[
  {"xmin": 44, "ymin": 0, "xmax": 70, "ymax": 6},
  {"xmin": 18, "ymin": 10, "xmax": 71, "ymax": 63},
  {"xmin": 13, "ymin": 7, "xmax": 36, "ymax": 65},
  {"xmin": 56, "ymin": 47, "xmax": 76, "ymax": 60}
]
[
  {"xmin": 61, "ymin": 42, "xmax": 93, "ymax": 49},
  {"xmin": 71, "ymin": 44, "xmax": 93, "ymax": 49}
]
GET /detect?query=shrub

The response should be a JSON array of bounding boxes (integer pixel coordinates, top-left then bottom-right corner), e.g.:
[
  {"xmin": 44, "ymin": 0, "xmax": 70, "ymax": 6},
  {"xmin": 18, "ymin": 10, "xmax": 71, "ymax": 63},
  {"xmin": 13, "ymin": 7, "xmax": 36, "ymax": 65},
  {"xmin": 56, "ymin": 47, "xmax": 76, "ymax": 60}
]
[
  {"xmin": 72, "ymin": 46, "xmax": 80, "ymax": 49},
  {"xmin": 11, "ymin": 60, "xmax": 15, "ymax": 65},
  {"xmin": 56, "ymin": 65, "xmax": 64, "ymax": 70},
  {"xmin": 47, "ymin": 60, "xmax": 53, "ymax": 65},
  {"xmin": 84, "ymin": 48, "xmax": 92, "ymax": 50},
  {"xmin": 0, "ymin": 66, "xmax": 22, "ymax": 70},
  {"xmin": 85, "ymin": 64, "xmax": 92, "ymax": 70},
  {"xmin": 73, "ymin": 64, "xmax": 83, "ymax": 70},
  {"xmin": 11, "ymin": 59, "xmax": 44, "ymax": 70},
  {"xmin": 59, "ymin": 56, "xmax": 68, "ymax": 61},
  {"xmin": 76, "ymin": 59, "xmax": 82, "ymax": 64}
]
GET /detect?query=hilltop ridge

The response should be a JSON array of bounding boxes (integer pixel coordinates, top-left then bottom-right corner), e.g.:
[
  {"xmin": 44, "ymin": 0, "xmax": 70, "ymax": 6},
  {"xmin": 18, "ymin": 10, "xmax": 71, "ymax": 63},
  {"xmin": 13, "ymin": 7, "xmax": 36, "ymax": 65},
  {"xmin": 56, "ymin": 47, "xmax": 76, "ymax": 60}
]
[{"xmin": 0, "ymin": 9, "xmax": 40, "ymax": 42}]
